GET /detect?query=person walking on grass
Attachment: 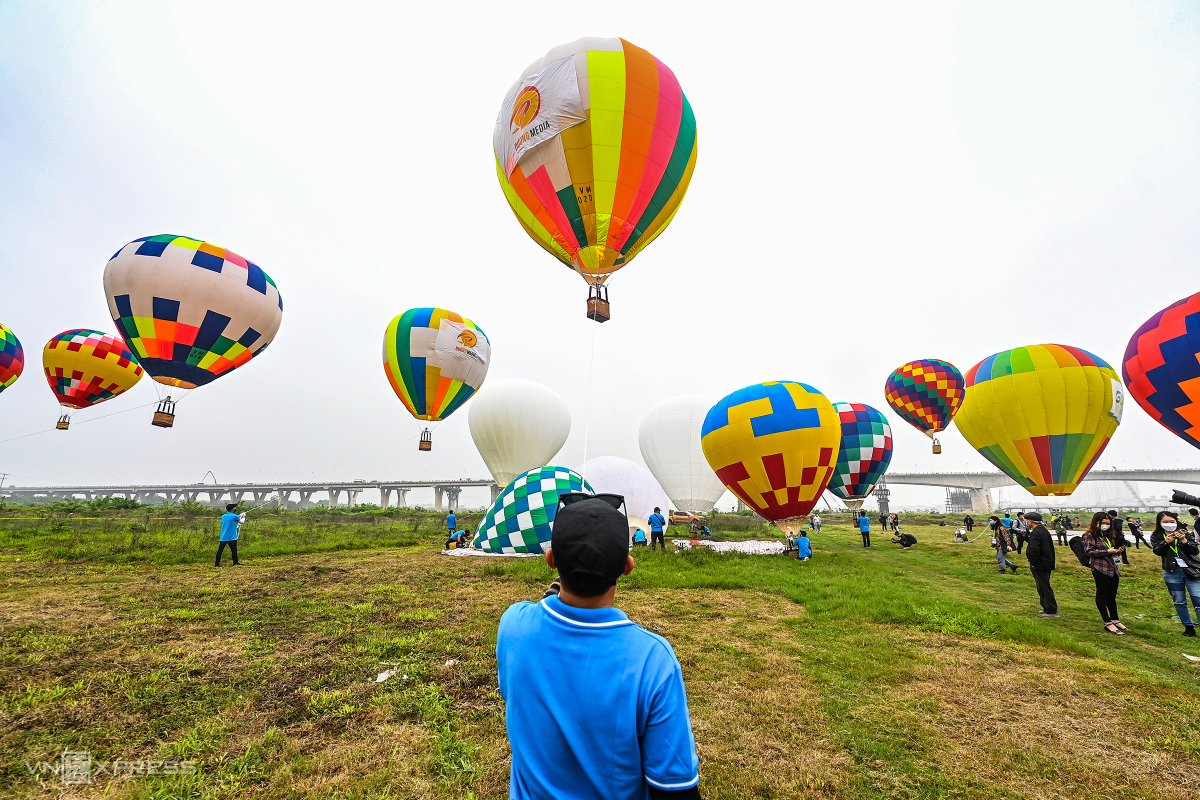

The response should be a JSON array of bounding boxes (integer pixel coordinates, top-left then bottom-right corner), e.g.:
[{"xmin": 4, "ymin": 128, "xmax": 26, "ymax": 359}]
[
  {"xmin": 1023, "ymin": 512, "xmax": 1058, "ymax": 617},
  {"xmin": 878, "ymin": 511, "xmax": 887, "ymax": 533},
  {"xmin": 497, "ymin": 497, "xmax": 701, "ymax": 800},
  {"xmin": 648, "ymin": 507, "xmax": 667, "ymax": 551},
  {"xmin": 991, "ymin": 515, "xmax": 1018, "ymax": 574},
  {"xmin": 1013, "ymin": 512, "xmax": 1029, "ymax": 554},
  {"xmin": 1127, "ymin": 517, "xmax": 1149, "ymax": 550},
  {"xmin": 1054, "ymin": 513, "xmax": 1068, "ymax": 546},
  {"xmin": 1150, "ymin": 511, "xmax": 1200, "ymax": 637},
  {"xmin": 964, "ymin": 514, "xmax": 975, "ymax": 533},
  {"xmin": 811, "ymin": 512, "xmax": 822, "ymax": 534},
  {"xmin": 1082, "ymin": 512, "xmax": 1128, "ymax": 635},
  {"xmin": 215, "ymin": 503, "xmax": 245, "ymax": 567},
  {"xmin": 858, "ymin": 512, "xmax": 872, "ymax": 548}
]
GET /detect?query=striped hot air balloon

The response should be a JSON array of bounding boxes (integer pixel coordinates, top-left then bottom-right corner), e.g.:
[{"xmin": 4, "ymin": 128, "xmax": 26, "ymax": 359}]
[
  {"xmin": 1122, "ymin": 292, "xmax": 1200, "ymax": 451},
  {"xmin": 493, "ymin": 37, "xmax": 698, "ymax": 321}
]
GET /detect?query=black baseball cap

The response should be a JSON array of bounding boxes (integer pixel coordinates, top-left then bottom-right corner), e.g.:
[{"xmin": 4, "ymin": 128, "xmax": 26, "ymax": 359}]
[
  {"xmin": 1024, "ymin": 512, "xmax": 1043, "ymax": 522},
  {"xmin": 551, "ymin": 497, "xmax": 629, "ymax": 595}
]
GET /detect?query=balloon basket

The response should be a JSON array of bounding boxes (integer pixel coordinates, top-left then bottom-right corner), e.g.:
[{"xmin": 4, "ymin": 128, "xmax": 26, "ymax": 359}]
[
  {"xmin": 55, "ymin": 414, "xmax": 70, "ymax": 431},
  {"xmin": 152, "ymin": 397, "xmax": 176, "ymax": 429},
  {"xmin": 419, "ymin": 428, "xmax": 432, "ymax": 451},
  {"xmin": 932, "ymin": 438, "xmax": 942, "ymax": 455},
  {"xmin": 586, "ymin": 284, "xmax": 610, "ymax": 323}
]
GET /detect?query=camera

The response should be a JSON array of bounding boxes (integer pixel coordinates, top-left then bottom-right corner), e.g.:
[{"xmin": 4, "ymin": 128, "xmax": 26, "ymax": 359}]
[{"xmin": 1171, "ymin": 489, "xmax": 1200, "ymax": 508}]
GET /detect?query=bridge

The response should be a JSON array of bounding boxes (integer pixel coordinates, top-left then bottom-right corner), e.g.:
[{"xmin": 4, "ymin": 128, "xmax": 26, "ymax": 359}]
[
  {"xmin": 882, "ymin": 468, "xmax": 1200, "ymax": 513},
  {"xmin": 0, "ymin": 479, "xmax": 500, "ymax": 512}
]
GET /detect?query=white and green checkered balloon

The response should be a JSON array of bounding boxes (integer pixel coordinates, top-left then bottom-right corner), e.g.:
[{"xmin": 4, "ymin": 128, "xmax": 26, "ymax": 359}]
[{"xmin": 473, "ymin": 466, "xmax": 594, "ymax": 554}]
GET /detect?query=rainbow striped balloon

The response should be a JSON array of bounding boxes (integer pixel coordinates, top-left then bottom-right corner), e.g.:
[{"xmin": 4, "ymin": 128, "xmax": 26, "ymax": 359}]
[
  {"xmin": 494, "ymin": 37, "xmax": 698, "ymax": 284},
  {"xmin": 383, "ymin": 308, "xmax": 489, "ymax": 423}
]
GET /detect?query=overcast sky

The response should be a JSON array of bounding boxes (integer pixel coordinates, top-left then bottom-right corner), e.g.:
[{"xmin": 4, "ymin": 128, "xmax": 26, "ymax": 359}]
[{"xmin": 2, "ymin": 1, "xmax": 1199, "ymax": 510}]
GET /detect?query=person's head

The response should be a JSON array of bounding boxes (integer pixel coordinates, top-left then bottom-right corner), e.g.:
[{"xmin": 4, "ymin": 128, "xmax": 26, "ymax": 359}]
[
  {"xmin": 1154, "ymin": 510, "xmax": 1182, "ymax": 537},
  {"xmin": 1190, "ymin": 508, "xmax": 1199, "ymax": 518},
  {"xmin": 226, "ymin": 503, "xmax": 237, "ymax": 512},
  {"xmin": 1017, "ymin": 512, "xmax": 1025, "ymax": 519},
  {"xmin": 800, "ymin": 530, "xmax": 808, "ymax": 538},
  {"xmin": 546, "ymin": 497, "xmax": 634, "ymax": 599},
  {"xmin": 1003, "ymin": 513, "xmax": 1010, "ymax": 518},
  {"xmin": 653, "ymin": 507, "xmax": 660, "ymax": 514},
  {"xmin": 1024, "ymin": 512, "xmax": 1043, "ymax": 525},
  {"xmin": 1087, "ymin": 511, "xmax": 1111, "ymax": 537}
]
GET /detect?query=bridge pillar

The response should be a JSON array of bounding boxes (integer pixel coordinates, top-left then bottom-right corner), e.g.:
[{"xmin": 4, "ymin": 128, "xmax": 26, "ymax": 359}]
[
  {"xmin": 327, "ymin": 488, "xmax": 339, "ymax": 508},
  {"xmin": 299, "ymin": 490, "xmax": 313, "ymax": 510},
  {"xmin": 433, "ymin": 487, "xmax": 443, "ymax": 513},
  {"xmin": 379, "ymin": 488, "xmax": 391, "ymax": 510},
  {"xmin": 446, "ymin": 487, "xmax": 461, "ymax": 512},
  {"xmin": 968, "ymin": 487, "xmax": 994, "ymax": 514},
  {"xmin": 397, "ymin": 489, "xmax": 409, "ymax": 508},
  {"xmin": 348, "ymin": 490, "xmax": 361, "ymax": 507},
  {"xmin": 490, "ymin": 483, "xmax": 501, "ymax": 503}
]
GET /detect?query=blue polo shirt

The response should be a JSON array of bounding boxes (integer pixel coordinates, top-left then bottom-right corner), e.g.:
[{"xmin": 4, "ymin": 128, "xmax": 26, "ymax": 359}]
[
  {"xmin": 795, "ymin": 537, "xmax": 812, "ymax": 558},
  {"xmin": 857, "ymin": 515, "xmax": 870, "ymax": 532},
  {"xmin": 497, "ymin": 595, "xmax": 699, "ymax": 800},
  {"xmin": 446, "ymin": 513, "xmax": 457, "ymax": 530},
  {"xmin": 648, "ymin": 513, "xmax": 666, "ymax": 532},
  {"xmin": 219, "ymin": 512, "xmax": 240, "ymax": 541}
]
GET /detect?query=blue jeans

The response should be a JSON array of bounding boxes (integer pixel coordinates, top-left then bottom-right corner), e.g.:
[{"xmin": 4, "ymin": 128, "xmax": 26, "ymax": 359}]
[
  {"xmin": 1163, "ymin": 569, "xmax": 1200, "ymax": 626},
  {"xmin": 996, "ymin": 545, "xmax": 1016, "ymax": 572}
]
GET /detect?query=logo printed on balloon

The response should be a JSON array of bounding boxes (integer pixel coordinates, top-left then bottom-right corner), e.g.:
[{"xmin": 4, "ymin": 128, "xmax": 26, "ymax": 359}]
[
  {"xmin": 458, "ymin": 329, "xmax": 478, "ymax": 349},
  {"xmin": 509, "ymin": 86, "xmax": 541, "ymax": 133}
]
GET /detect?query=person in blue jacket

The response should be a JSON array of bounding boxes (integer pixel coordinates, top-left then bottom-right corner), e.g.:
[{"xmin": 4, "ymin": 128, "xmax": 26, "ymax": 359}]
[
  {"xmin": 857, "ymin": 512, "xmax": 871, "ymax": 548},
  {"xmin": 795, "ymin": 530, "xmax": 812, "ymax": 561},
  {"xmin": 215, "ymin": 503, "xmax": 245, "ymax": 567},
  {"xmin": 648, "ymin": 507, "xmax": 667, "ymax": 551},
  {"xmin": 632, "ymin": 528, "xmax": 647, "ymax": 547}
]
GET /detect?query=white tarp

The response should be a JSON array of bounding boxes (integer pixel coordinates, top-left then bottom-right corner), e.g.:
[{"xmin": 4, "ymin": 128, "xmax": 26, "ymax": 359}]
[
  {"xmin": 494, "ymin": 55, "xmax": 587, "ymax": 178},
  {"xmin": 440, "ymin": 548, "xmax": 539, "ymax": 558},
  {"xmin": 434, "ymin": 319, "xmax": 489, "ymax": 365},
  {"xmin": 673, "ymin": 539, "xmax": 789, "ymax": 555}
]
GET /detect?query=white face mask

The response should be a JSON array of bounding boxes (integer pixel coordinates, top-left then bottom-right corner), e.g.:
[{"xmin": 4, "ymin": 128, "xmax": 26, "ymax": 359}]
[
  {"xmin": 1100, "ymin": 523, "xmax": 1111, "ymax": 531},
  {"xmin": 1162, "ymin": 522, "xmax": 1178, "ymax": 531}
]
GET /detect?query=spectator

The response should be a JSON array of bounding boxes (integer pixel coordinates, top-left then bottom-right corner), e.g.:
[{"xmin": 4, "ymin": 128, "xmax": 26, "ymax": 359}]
[
  {"xmin": 858, "ymin": 512, "xmax": 872, "ymax": 548},
  {"xmin": 1081, "ymin": 512, "xmax": 1127, "ymax": 635},
  {"xmin": 891, "ymin": 532, "xmax": 917, "ymax": 548},
  {"xmin": 964, "ymin": 514, "xmax": 975, "ymax": 532},
  {"xmin": 497, "ymin": 497, "xmax": 701, "ymax": 799},
  {"xmin": 1150, "ymin": 511, "xmax": 1200, "ymax": 637},
  {"xmin": 890, "ymin": 514, "xmax": 899, "ymax": 532},
  {"xmin": 632, "ymin": 528, "xmax": 647, "ymax": 547},
  {"xmin": 1107, "ymin": 511, "xmax": 1129, "ymax": 565},
  {"xmin": 1074, "ymin": 516, "xmax": 1081, "ymax": 528},
  {"xmin": 1000, "ymin": 513, "xmax": 1014, "ymax": 535},
  {"xmin": 1023, "ymin": 512, "xmax": 1058, "ymax": 617},
  {"xmin": 795, "ymin": 530, "xmax": 812, "ymax": 561},
  {"xmin": 1188, "ymin": 508, "xmax": 1199, "ymax": 533},
  {"xmin": 1013, "ymin": 512, "xmax": 1030, "ymax": 554},
  {"xmin": 991, "ymin": 515, "xmax": 1018, "ymax": 574},
  {"xmin": 1127, "ymin": 517, "xmax": 1149, "ymax": 550},
  {"xmin": 811, "ymin": 512, "xmax": 822, "ymax": 534},
  {"xmin": 878, "ymin": 511, "xmax": 888, "ymax": 532},
  {"xmin": 648, "ymin": 507, "xmax": 667, "ymax": 551},
  {"xmin": 1053, "ymin": 514, "xmax": 1068, "ymax": 546},
  {"xmin": 1064, "ymin": 515, "xmax": 1074, "ymax": 531}
]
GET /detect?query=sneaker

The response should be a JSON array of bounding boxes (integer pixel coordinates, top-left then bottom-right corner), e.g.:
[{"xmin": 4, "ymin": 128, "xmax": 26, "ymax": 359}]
[
  {"xmin": 996, "ymin": 570, "xmax": 1007, "ymax": 574},
  {"xmin": 1038, "ymin": 612, "xmax": 1059, "ymax": 618},
  {"xmin": 1184, "ymin": 626, "xmax": 1196, "ymax": 637}
]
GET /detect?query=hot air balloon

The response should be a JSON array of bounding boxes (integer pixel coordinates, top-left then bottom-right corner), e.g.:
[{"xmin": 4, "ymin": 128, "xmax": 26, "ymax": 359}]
[
  {"xmin": 473, "ymin": 466, "xmax": 593, "ymax": 554},
  {"xmin": 42, "ymin": 329, "xmax": 143, "ymax": 430},
  {"xmin": 104, "ymin": 235, "xmax": 283, "ymax": 428},
  {"xmin": 494, "ymin": 37, "xmax": 698, "ymax": 322},
  {"xmin": 384, "ymin": 308, "xmax": 489, "ymax": 451},
  {"xmin": 1122, "ymin": 292, "xmax": 1200, "ymax": 450},
  {"xmin": 826, "ymin": 403, "xmax": 893, "ymax": 510},
  {"xmin": 956, "ymin": 344, "xmax": 1124, "ymax": 496},
  {"xmin": 575, "ymin": 456, "xmax": 670, "ymax": 541},
  {"xmin": 701, "ymin": 381, "xmax": 840, "ymax": 536},
  {"xmin": 638, "ymin": 395, "xmax": 726, "ymax": 514},
  {"xmin": 468, "ymin": 379, "xmax": 570, "ymax": 485},
  {"xmin": 0, "ymin": 323, "xmax": 24, "ymax": 395},
  {"xmin": 884, "ymin": 359, "xmax": 964, "ymax": 453}
]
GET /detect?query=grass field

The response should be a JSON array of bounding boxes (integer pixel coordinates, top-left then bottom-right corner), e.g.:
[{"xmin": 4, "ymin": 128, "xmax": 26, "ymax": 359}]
[{"xmin": 2, "ymin": 509, "xmax": 1200, "ymax": 799}]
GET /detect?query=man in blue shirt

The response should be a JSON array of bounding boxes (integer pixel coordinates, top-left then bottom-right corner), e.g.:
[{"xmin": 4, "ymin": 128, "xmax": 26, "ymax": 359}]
[
  {"xmin": 445, "ymin": 512, "xmax": 457, "ymax": 549},
  {"xmin": 648, "ymin": 506, "xmax": 667, "ymax": 551},
  {"xmin": 794, "ymin": 530, "xmax": 812, "ymax": 560},
  {"xmin": 215, "ymin": 503, "xmax": 244, "ymax": 567},
  {"xmin": 857, "ymin": 512, "xmax": 871, "ymax": 547},
  {"xmin": 497, "ymin": 497, "xmax": 701, "ymax": 800}
]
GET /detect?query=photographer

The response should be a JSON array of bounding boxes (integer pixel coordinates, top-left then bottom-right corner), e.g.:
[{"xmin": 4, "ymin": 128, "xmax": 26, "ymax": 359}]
[
  {"xmin": 1150, "ymin": 511, "xmax": 1200, "ymax": 637},
  {"xmin": 1081, "ymin": 512, "xmax": 1127, "ymax": 635}
]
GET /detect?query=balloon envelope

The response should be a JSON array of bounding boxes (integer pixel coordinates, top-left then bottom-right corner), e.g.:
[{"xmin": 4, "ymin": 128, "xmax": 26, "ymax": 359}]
[
  {"xmin": 104, "ymin": 235, "xmax": 283, "ymax": 390},
  {"xmin": 701, "ymin": 381, "xmax": 840, "ymax": 533},
  {"xmin": 494, "ymin": 37, "xmax": 698, "ymax": 283},
  {"xmin": 384, "ymin": 308, "xmax": 489, "ymax": 423},
  {"xmin": 575, "ymin": 456, "xmax": 670, "ymax": 533},
  {"xmin": 473, "ymin": 466, "xmax": 593, "ymax": 554},
  {"xmin": 827, "ymin": 403, "xmax": 893, "ymax": 503},
  {"xmin": 1122, "ymin": 293, "xmax": 1200, "ymax": 450},
  {"xmin": 42, "ymin": 329, "xmax": 143, "ymax": 410},
  {"xmin": 957, "ymin": 344, "xmax": 1123, "ymax": 496},
  {"xmin": 469, "ymin": 379, "xmax": 570, "ymax": 486},
  {"xmin": 0, "ymin": 323, "xmax": 24, "ymax": 394},
  {"xmin": 884, "ymin": 359, "xmax": 964, "ymax": 437},
  {"xmin": 638, "ymin": 395, "xmax": 726, "ymax": 514}
]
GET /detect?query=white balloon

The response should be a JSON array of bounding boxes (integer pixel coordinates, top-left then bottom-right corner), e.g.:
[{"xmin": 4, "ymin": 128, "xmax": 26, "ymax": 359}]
[
  {"xmin": 638, "ymin": 395, "xmax": 727, "ymax": 514},
  {"xmin": 575, "ymin": 456, "xmax": 671, "ymax": 534},
  {"xmin": 469, "ymin": 379, "xmax": 571, "ymax": 487}
]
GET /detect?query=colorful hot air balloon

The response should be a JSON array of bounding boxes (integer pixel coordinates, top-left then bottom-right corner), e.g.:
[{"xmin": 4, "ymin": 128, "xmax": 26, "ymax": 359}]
[
  {"xmin": 104, "ymin": 235, "xmax": 283, "ymax": 428},
  {"xmin": 473, "ymin": 466, "xmax": 593, "ymax": 554},
  {"xmin": 42, "ymin": 329, "xmax": 143, "ymax": 430},
  {"xmin": 956, "ymin": 344, "xmax": 1124, "ymax": 496},
  {"xmin": 384, "ymin": 308, "xmax": 490, "ymax": 451},
  {"xmin": 826, "ymin": 403, "xmax": 893, "ymax": 510},
  {"xmin": 494, "ymin": 37, "xmax": 698, "ymax": 321},
  {"xmin": 0, "ymin": 323, "xmax": 24, "ymax": 395},
  {"xmin": 1122, "ymin": 292, "xmax": 1200, "ymax": 450},
  {"xmin": 883, "ymin": 359, "xmax": 965, "ymax": 453},
  {"xmin": 701, "ymin": 381, "xmax": 840, "ymax": 535}
]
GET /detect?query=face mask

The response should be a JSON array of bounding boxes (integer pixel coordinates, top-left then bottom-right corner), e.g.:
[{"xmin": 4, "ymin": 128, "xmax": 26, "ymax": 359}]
[
  {"xmin": 1162, "ymin": 522, "xmax": 1178, "ymax": 531},
  {"xmin": 1100, "ymin": 523, "xmax": 1111, "ymax": 531}
]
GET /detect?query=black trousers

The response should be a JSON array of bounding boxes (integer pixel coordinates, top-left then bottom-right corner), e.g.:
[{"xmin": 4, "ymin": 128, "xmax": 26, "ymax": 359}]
[
  {"xmin": 1091, "ymin": 570, "xmax": 1120, "ymax": 622},
  {"xmin": 1030, "ymin": 569, "xmax": 1057, "ymax": 614},
  {"xmin": 1015, "ymin": 533, "xmax": 1027, "ymax": 553},
  {"xmin": 215, "ymin": 540, "xmax": 239, "ymax": 566},
  {"xmin": 966, "ymin": 522, "xmax": 974, "ymax": 531},
  {"xmin": 1056, "ymin": 531, "xmax": 1067, "ymax": 545},
  {"xmin": 1131, "ymin": 533, "xmax": 1148, "ymax": 549},
  {"xmin": 650, "ymin": 530, "xmax": 665, "ymax": 550},
  {"xmin": 861, "ymin": 531, "xmax": 871, "ymax": 547}
]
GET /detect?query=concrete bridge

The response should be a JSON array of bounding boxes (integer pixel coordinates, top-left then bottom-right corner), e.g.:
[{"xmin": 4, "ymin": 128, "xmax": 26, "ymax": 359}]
[
  {"xmin": 883, "ymin": 468, "xmax": 1200, "ymax": 513},
  {"xmin": 0, "ymin": 479, "xmax": 499, "ymax": 512}
]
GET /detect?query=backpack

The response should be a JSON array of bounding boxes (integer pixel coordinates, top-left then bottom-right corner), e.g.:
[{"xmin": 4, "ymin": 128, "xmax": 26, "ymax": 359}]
[{"xmin": 1068, "ymin": 536, "xmax": 1091, "ymax": 568}]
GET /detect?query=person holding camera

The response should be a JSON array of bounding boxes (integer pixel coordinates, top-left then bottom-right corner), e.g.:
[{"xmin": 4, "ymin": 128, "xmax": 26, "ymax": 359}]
[
  {"xmin": 1082, "ymin": 512, "xmax": 1127, "ymax": 635},
  {"xmin": 1150, "ymin": 511, "xmax": 1200, "ymax": 637},
  {"xmin": 497, "ymin": 496, "xmax": 701, "ymax": 800}
]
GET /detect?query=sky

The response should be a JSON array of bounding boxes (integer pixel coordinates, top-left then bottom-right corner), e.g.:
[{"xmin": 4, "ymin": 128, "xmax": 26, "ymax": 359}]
[{"xmin": 2, "ymin": 1, "xmax": 1200, "ymax": 511}]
